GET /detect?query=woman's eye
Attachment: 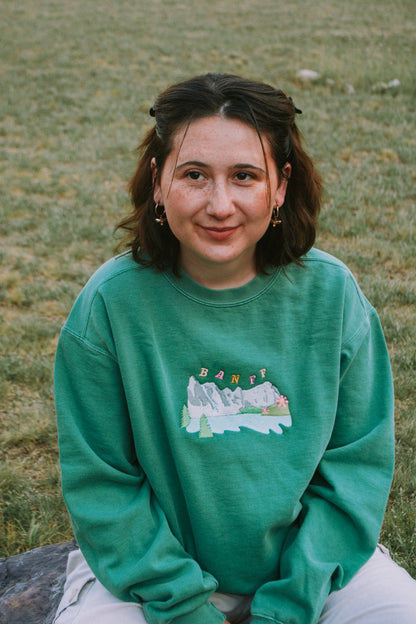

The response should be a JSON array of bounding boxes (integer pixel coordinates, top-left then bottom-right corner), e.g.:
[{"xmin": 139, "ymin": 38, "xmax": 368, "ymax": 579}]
[
  {"xmin": 235, "ymin": 171, "xmax": 253, "ymax": 181},
  {"xmin": 186, "ymin": 171, "xmax": 203, "ymax": 180}
]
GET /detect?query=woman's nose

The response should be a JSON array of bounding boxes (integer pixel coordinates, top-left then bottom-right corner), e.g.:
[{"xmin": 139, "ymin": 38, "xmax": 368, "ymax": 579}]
[{"xmin": 206, "ymin": 183, "xmax": 235, "ymax": 219}]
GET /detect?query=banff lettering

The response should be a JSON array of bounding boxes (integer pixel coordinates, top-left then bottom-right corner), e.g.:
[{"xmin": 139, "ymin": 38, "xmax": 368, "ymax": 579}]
[{"xmin": 199, "ymin": 367, "xmax": 267, "ymax": 385}]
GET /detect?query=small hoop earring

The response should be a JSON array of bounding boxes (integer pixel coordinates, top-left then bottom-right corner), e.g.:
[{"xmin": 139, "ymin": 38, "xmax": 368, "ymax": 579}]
[
  {"xmin": 154, "ymin": 202, "xmax": 167, "ymax": 226},
  {"xmin": 270, "ymin": 204, "xmax": 282, "ymax": 227}
]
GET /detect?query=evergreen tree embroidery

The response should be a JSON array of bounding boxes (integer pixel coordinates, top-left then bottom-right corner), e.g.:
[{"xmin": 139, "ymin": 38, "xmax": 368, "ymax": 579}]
[
  {"xmin": 181, "ymin": 405, "xmax": 191, "ymax": 428},
  {"xmin": 199, "ymin": 415, "xmax": 213, "ymax": 438}
]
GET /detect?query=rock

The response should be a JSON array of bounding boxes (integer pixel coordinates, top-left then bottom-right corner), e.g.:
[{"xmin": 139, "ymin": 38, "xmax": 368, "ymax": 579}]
[
  {"xmin": 371, "ymin": 79, "xmax": 400, "ymax": 93},
  {"xmin": 296, "ymin": 69, "xmax": 321, "ymax": 82},
  {"xmin": 0, "ymin": 540, "xmax": 77, "ymax": 624},
  {"xmin": 387, "ymin": 78, "xmax": 400, "ymax": 88},
  {"xmin": 343, "ymin": 83, "xmax": 355, "ymax": 94}
]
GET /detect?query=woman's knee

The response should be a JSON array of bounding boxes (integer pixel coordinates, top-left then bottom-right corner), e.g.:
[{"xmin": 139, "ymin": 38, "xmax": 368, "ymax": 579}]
[
  {"xmin": 319, "ymin": 545, "xmax": 416, "ymax": 623},
  {"xmin": 54, "ymin": 549, "xmax": 147, "ymax": 624}
]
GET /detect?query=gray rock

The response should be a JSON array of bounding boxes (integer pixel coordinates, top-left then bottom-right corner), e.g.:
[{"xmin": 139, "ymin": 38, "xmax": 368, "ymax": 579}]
[
  {"xmin": 371, "ymin": 79, "xmax": 400, "ymax": 93},
  {"xmin": 296, "ymin": 69, "xmax": 321, "ymax": 82},
  {"xmin": 0, "ymin": 540, "xmax": 77, "ymax": 624},
  {"xmin": 343, "ymin": 83, "xmax": 355, "ymax": 94}
]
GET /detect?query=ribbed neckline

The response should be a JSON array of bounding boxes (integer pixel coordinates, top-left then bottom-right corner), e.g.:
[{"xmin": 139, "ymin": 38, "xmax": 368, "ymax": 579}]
[{"xmin": 163, "ymin": 267, "xmax": 281, "ymax": 307}]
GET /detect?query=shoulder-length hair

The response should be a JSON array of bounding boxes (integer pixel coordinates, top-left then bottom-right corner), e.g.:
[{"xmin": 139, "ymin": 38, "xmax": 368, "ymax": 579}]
[{"xmin": 116, "ymin": 73, "xmax": 322, "ymax": 274}]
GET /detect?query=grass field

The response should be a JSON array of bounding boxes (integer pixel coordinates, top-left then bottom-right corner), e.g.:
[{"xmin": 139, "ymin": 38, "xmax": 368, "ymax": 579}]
[{"xmin": 1, "ymin": 0, "xmax": 415, "ymax": 577}]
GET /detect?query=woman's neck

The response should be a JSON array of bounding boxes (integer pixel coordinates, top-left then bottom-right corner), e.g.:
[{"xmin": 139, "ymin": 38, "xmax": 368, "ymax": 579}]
[{"xmin": 180, "ymin": 255, "xmax": 258, "ymax": 290}]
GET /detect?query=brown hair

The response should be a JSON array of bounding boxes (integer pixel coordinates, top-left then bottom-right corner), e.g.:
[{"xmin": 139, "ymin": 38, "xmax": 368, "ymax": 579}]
[{"xmin": 116, "ymin": 73, "xmax": 322, "ymax": 273}]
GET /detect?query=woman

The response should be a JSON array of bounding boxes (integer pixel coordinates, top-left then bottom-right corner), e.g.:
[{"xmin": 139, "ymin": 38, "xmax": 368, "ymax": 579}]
[{"xmin": 54, "ymin": 74, "xmax": 416, "ymax": 624}]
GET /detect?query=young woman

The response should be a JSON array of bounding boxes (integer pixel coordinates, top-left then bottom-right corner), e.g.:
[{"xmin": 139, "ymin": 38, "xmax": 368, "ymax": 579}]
[{"xmin": 54, "ymin": 74, "xmax": 416, "ymax": 624}]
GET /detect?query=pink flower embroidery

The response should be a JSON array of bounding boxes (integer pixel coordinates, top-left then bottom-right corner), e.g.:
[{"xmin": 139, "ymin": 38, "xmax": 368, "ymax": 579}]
[{"xmin": 276, "ymin": 396, "xmax": 288, "ymax": 408}]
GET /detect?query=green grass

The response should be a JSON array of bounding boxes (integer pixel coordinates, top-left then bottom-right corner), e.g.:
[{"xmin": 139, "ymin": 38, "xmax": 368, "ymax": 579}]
[{"xmin": 1, "ymin": 0, "xmax": 415, "ymax": 577}]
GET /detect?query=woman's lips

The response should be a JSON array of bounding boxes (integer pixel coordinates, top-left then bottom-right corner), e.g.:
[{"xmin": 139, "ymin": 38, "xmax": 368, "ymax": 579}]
[{"xmin": 200, "ymin": 226, "xmax": 239, "ymax": 241}]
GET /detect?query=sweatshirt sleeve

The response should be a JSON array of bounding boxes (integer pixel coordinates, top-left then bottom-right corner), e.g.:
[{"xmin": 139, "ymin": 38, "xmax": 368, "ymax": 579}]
[
  {"xmin": 250, "ymin": 294, "xmax": 395, "ymax": 624},
  {"xmin": 54, "ymin": 296, "xmax": 225, "ymax": 624}
]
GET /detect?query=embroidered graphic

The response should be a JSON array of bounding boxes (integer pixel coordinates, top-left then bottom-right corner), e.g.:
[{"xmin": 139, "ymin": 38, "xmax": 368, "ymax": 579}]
[{"xmin": 182, "ymin": 376, "xmax": 292, "ymax": 438}]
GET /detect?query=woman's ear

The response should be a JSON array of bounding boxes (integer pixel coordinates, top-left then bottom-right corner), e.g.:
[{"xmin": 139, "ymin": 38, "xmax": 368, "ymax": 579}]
[
  {"xmin": 282, "ymin": 162, "xmax": 292, "ymax": 180},
  {"xmin": 274, "ymin": 162, "xmax": 291, "ymax": 207},
  {"xmin": 151, "ymin": 157, "xmax": 161, "ymax": 203}
]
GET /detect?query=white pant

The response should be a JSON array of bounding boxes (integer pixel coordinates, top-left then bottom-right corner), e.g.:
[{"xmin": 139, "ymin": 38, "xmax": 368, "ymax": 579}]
[{"xmin": 54, "ymin": 545, "xmax": 416, "ymax": 624}]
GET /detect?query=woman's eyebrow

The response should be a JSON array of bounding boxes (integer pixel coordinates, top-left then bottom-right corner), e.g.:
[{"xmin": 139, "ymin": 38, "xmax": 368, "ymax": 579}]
[
  {"xmin": 175, "ymin": 160, "xmax": 207, "ymax": 170},
  {"xmin": 233, "ymin": 163, "xmax": 266, "ymax": 173}
]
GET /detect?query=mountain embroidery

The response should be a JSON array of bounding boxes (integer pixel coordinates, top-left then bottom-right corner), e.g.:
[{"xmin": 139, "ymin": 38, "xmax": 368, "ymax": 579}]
[{"xmin": 181, "ymin": 376, "xmax": 292, "ymax": 438}]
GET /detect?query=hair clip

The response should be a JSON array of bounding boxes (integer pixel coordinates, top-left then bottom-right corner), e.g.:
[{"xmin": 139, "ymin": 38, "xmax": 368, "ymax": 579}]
[
  {"xmin": 288, "ymin": 97, "xmax": 302, "ymax": 115},
  {"xmin": 149, "ymin": 107, "xmax": 156, "ymax": 117}
]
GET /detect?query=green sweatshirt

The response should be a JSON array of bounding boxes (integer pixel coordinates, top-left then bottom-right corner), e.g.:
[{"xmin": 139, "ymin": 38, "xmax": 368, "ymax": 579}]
[{"xmin": 55, "ymin": 248, "xmax": 394, "ymax": 624}]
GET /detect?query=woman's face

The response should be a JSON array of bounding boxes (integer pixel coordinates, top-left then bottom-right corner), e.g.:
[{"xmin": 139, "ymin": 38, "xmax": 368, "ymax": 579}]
[{"xmin": 153, "ymin": 115, "xmax": 289, "ymax": 288}]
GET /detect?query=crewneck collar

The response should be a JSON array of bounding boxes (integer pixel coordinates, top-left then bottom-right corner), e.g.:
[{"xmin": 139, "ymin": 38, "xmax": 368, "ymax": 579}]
[{"xmin": 163, "ymin": 267, "xmax": 281, "ymax": 307}]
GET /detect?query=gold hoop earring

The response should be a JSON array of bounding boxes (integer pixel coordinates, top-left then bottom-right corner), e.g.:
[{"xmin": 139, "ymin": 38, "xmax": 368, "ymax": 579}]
[
  {"xmin": 154, "ymin": 202, "xmax": 167, "ymax": 226},
  {"xmin": 270, "ymin": 204, "xmax": 282, "ymax": 227}
]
